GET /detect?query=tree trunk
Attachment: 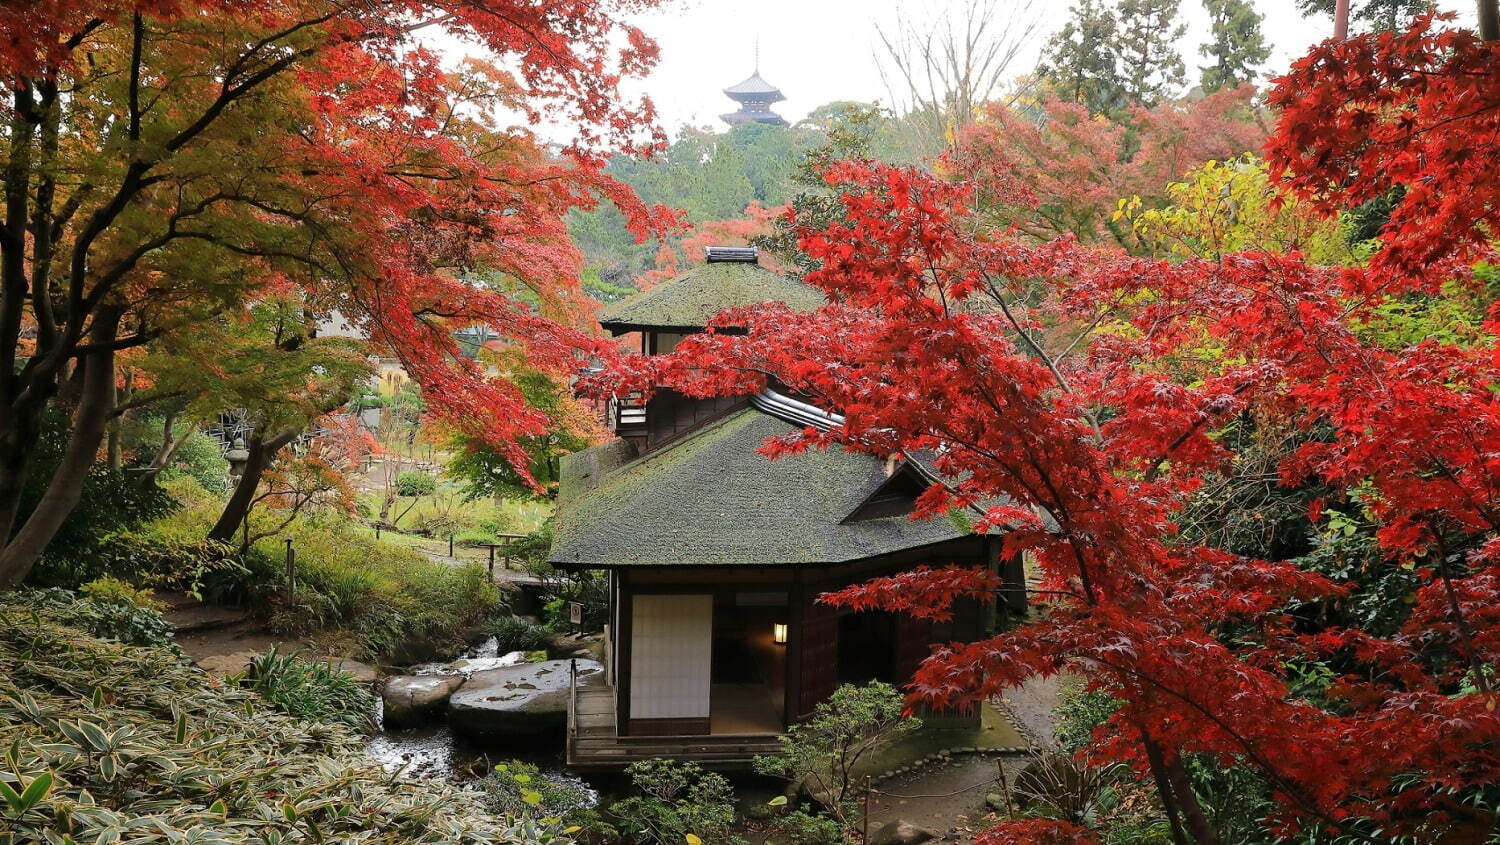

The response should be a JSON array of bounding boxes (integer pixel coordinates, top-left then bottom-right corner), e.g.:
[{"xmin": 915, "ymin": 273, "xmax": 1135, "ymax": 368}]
[
  {"xmin": 106, "ymin": 374, "xmax": 129, "ymax": 471},
  {"xmin": 0, "ymin": 310, "xmax": 122, "ymax": 587},
  {"xmin": 0, "ymin": 402, "xmax": 46, "ymax": 548},
  {"xmin": 137, "ymin": 412, "xmax": 186, "ymax": 487},
  {"xmin": 1165, "ymin": 754, "xmax": 1222, "ymax": 845},
  {"xmin": 1140, "ymin": 729, "xmax": 1190, "ymax": 845},
  {"xmin": 1334, "ymin": 0, "xmax": 1350, "ymax": 40},
  {"xmin": 1482, "ymin": 0, "xmax": 1500, "ymax": 41},
  {"xmin": 206, "ymin": 429, "xmax": 298, "ymax": 543}
]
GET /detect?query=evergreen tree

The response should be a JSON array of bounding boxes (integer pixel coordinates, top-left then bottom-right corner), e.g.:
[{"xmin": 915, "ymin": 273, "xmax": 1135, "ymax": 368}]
[
  {"xmin": 1039, "ymin": 0, "xmax": 1126, "ymax": 114},
  {"xmin": 1116, "ymin": 0, "xmax": 1186, "ymax": 105},
  {"xmin": 1200, "ymin": 0, "xmax": 1270, "ymax": 92},
  {"xmin": 1295, "ymin": 0, "xmax": 1433, "ymax": 32}
]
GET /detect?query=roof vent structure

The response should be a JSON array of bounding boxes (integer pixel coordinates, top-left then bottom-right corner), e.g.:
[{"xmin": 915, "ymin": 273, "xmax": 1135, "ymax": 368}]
[{"xmin": 705, "ymin": 246, "xmax": 759, "ymax": 264}]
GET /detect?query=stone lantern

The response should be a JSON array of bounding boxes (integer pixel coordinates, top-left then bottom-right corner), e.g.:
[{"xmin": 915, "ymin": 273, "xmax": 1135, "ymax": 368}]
[{"xmin": 225, "ymin": 437, "xmax": 251, "ymax": 482}]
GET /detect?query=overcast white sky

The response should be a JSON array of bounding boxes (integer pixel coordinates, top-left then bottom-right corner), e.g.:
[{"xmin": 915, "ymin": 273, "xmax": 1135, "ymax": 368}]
[{"xmin": 609, "ymin": 0, "xmax": 1477, "ymax": 137}]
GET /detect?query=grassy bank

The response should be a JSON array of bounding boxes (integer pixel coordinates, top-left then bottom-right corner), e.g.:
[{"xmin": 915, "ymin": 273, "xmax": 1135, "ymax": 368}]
[
  {"xmin": 139, "ymin": 479, "xmax": 504, "ymax": 660},
  {"xmin": 0, "ymin": 591, "xmax": 567, "ymax": 845}
]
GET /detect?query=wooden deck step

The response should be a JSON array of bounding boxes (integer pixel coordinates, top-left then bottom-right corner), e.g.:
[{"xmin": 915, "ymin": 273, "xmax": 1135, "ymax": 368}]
[{"xmin": 567, "ymin": 684, "xmax": 782, "ymax": 771}]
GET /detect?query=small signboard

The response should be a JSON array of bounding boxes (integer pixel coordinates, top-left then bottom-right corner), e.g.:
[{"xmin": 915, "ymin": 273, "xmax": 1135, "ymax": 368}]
[{"xmin": 568, "ymin": 601, "xmax": 583, "ymax": 626}]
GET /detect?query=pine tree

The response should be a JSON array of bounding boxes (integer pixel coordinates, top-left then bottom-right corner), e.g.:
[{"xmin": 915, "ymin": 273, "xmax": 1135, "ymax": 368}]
[
  {"xmin": 1116, "ymin": 0, "xmax": 1186, "ymax": 105},
  {"xmin": 1039, "ymin": 0, "xmax": 1126, "ymax": 115},
  {"xmin": 1295, "ymin": 0, "xmax": 1433, "ymax": 32},
  {"xmin": 1200, "ymin": 0, "xmax": 1270, "ymax": 92}
]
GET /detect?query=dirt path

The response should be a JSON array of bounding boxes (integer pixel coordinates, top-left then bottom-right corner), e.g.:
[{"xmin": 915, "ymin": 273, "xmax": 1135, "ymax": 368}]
[
  {"xmin": 862, "ymin": 753, "xmax": 1028, "ymax": 842},
  {"xmin": 853, "ymin": 669, "xmax": 1071, "ymax": 842},
  {"xmin": 161, "ymin": 593, "xmax": 377, "ymax": 680},
  {"xmin": 996, "ymin": 672, "xmax": 1069, "ymax": 750}
]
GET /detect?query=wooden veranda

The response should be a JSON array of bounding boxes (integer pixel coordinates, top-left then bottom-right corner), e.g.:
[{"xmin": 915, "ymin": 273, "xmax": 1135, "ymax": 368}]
[{"xmin": 566, "ymin": 677, "xmax": 781, "ymax": 771}]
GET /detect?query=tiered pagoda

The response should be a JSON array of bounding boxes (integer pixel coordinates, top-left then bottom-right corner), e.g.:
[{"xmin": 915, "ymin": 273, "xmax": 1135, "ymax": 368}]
[
  {"xmin": 721, "ymin": 68, "xmax": 789, "ymax": 127},
  {"xmin": 552, "ymin": 247, "xmax": 1026, "ymax": 770}
]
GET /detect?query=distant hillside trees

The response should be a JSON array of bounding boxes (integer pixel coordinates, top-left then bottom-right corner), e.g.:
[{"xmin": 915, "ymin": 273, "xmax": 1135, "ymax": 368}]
[
  {"xmin": 571, "ymin": 105, "xmax": 920, "ymax": 285},
  {"xmin": 1200, "ymin": 0, "xmax": 1270, "ymax": 92}
]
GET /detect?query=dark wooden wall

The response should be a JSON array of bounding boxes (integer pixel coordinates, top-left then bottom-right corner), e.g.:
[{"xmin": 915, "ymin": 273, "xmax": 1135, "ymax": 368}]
[{"xmin": 611, "ymin": 536, "xmax": 1000, "ymax": 729}]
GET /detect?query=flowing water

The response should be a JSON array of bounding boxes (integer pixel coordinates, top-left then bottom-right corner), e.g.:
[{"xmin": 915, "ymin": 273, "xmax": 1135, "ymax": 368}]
[
  {"xmin": 404, "ymin": 636, "xmax": 528, "ymax": 676},
  {"xmin": 362, "ymin": 637, "xmax": 566, "ymax": 781}
]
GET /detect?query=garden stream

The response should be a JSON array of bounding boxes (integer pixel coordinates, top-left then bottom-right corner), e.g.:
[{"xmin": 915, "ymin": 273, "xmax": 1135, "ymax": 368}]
[{"xmin": 363, "ymin": 636, "xmax": 572, "ymax": 780}]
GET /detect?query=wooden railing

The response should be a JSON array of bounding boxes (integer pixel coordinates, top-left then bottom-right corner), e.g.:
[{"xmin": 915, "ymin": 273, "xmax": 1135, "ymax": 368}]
[{"xmin": 610, "ymin": 392, "xmax": 647, "ymax": 431}]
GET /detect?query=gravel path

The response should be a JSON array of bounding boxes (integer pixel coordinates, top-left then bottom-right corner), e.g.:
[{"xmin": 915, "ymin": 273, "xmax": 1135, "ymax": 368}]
[
  {"xmin": 852, "ymin": 670, "xmax": 1073, "ymax": 841},
  {"xmin": 862, "ymin": 753, "xmax": 1029, "ymax": 842},
  {"xmin": 996, "ymin": 672, "xmax": 1070, "ymax": 750}
]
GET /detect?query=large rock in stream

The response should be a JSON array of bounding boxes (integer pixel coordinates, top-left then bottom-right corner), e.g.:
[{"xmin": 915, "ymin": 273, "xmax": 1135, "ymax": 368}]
[
  {"xmin": 382, "ymin": 674, "xmax": 464, "ymax": 729},
  {"xmin": 448, "ymin": 659, "xmax": 604, "ymax": 738}
]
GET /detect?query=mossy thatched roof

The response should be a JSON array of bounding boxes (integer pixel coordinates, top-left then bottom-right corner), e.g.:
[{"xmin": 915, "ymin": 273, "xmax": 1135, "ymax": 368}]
[
  {"xmin": 549, "ymin": 409, "xmax": 968, "ymax": 567},
  {"xmin": 599, "ymin": 261, "xmax": 824, "ymax": 332}
]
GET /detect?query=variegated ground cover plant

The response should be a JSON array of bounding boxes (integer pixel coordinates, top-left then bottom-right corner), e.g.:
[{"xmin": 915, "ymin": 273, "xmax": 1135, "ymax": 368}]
[{"xmin": 0, "ymin": 592, "xmax": 571, "ymax": 845}]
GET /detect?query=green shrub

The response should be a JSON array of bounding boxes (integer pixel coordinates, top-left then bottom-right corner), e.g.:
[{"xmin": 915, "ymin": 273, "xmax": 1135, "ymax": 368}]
[
  {"xmin": 349, "ymin": 392, "xmax": 385, "ymax": 412},
  {"xmin": 608, "ymin": 759, "xmax": 741, "ymax": 845},
  {"xmin": 80, "ymin": 575, "xmax": 158, "ymax": 608},
  {"xmin": 0, "ymin": 592, "xmax": 572, "ymax": 844},
  {"xmin": 31, "ymin": 586, "xmax": 178, "ymax": 650},
  {"xmin": 159, "ymin": 427, "xmax": 232, "ymax": 494},
  {"xmin": 489, "ymin": 614, "xmax": 551, "ymax": 653},
  {"xmin": 231, "ymin": 646, "xmax": 376, "ymax": 732},
  {"xmin": 1054, "ymin": 680, "xmax": 1120, "ymax": 755},
  {"xmin": 754, "ymin": 682, "xmax": 918, "ymax": 836},
  {"xmin": 24, "ymin": 413, "xmax": 175, "ymax": 587},
  {"xmin": 482, "ymin": 760, "xmax": 608, "ymax": 836},
  {"xmin": 771, "ymin": 808, "xmax": 848, "ymax": 845},
  {"xmin": 94, "ymin": 532, "xmax": 250, "ymax": 601},
  {"xmin": 396, "ymin": 470, "xmax": 437, "ymax": 497}
]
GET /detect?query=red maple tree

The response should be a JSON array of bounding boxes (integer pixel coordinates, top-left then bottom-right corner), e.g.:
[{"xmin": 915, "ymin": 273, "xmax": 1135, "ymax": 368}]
[
  {"xmin": 0, "ymin": 0, "xmax": 675, "ymax": 584},
  {"xmin": 609, "ymin": 62, "xmax": 1500, "ymax": 842},
  {"xmin": 1267, "ymin": 13, "xmax": 1500, "ymax": 285},
  {"xmin": 637, "ymin": 201, "xmax": 787, "ymax": 290}
]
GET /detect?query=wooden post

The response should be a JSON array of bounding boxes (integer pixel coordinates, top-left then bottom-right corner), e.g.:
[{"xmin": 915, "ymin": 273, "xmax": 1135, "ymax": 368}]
[
  {"xmin": 284, "ymin": 537, "xmax": 296, "ymax": 597},
  {"xmin": 996, "ymin": 757, "xmax": 1014, "ymax": 817},
  {"xmin": 862, "ymin": 775, "xmax": 871, "ymax": 842},
  {"xmin": 448, "ymin": 534, "xmax": 454, "ymax": 557},
  {"xmin": 487, "ymin": 544, "xmax": 495, "ymax": 577},
  {"xmin": 375, "ymin": 523, "xmax": 381, "ymax": 540}
]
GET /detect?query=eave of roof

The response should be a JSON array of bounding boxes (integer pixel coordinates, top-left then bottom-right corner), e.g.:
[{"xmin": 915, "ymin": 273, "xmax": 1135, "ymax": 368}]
[{"xmin": 724, "ymin": 72, "xmax": 785, "ymax": 99}]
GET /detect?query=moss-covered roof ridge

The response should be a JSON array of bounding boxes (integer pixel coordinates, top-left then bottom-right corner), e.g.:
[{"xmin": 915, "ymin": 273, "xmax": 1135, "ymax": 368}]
[
  {"xmin": 598, "ymin": 260, "xmax": 825, "ymax": 332},
  {"xmin": 549, "ymin": 408, "xmax": 968, "ymax": 567}
]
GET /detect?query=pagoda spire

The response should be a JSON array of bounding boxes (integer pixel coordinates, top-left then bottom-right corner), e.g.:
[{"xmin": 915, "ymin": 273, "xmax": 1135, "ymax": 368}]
[{"xmin": 721, "ymin": 42, "xmax": 787, "ymax": 128}]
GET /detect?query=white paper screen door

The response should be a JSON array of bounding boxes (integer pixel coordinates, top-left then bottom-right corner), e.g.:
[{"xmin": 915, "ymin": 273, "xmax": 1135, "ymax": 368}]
[{"xmin": 630, "ymin": 594, "xmax": 712, "ymax": 720}]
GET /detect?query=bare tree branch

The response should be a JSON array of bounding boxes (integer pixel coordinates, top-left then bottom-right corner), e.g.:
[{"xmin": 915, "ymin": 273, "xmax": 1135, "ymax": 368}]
[{"xmin": 875, "ymin": 0, "xmax": 1044, "ymax": 155}]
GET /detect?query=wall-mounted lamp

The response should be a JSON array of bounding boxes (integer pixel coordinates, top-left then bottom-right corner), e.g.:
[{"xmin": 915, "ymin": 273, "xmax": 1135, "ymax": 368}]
[{"xmin": 772, "ymin": 623, "xmax": 788, "ymax": 645}]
